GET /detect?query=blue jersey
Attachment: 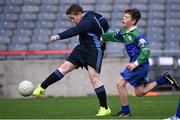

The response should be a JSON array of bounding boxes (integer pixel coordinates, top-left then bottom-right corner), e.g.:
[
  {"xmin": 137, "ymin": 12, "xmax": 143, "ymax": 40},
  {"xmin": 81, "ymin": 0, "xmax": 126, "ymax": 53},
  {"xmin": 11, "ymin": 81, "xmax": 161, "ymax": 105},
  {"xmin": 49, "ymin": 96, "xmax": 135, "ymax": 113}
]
[
  {"xmin": 102, "ymin": 26, "xmax": 151, "ymax": 86},
  {"xmin": 102, "ymin": 26, "xmax": 150, "ymax": 65},
  {"xmin": 58, "ymin": 11, "xmax": 109, "ymax": 49}
]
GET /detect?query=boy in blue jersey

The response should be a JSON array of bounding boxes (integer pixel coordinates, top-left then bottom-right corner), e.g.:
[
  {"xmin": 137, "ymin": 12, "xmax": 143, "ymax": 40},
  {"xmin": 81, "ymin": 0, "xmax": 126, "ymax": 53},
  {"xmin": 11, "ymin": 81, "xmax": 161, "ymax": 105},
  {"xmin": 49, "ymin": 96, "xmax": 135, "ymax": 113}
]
[
  {"xmin": 33, "ymin": 4, "xmax": 111, "ymax": 116},
  {"xmin": 102, "ymin": 8, "xmax": 179, "ymax": 117}
]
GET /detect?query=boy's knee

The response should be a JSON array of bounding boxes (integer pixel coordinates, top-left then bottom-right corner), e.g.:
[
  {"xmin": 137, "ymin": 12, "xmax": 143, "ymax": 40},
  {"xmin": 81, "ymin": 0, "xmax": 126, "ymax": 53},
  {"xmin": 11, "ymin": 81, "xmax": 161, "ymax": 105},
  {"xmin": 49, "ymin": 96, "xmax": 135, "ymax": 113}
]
[
  {"xmin": 116, "ymin": 79, "xmax": 125, "ymax": 88},
  {"xmin": 134, "ymin": 91, "xmax": 145, "ymax": 97}
]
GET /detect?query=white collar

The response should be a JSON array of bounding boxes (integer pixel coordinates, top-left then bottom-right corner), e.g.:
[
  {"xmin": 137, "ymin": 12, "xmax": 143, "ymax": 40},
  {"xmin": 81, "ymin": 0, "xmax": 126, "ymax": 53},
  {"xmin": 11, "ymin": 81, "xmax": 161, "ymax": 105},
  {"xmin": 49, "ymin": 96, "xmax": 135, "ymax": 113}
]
[{"xmin": 126, "ymin": 26, "xmax": 137, "ymax": 33}]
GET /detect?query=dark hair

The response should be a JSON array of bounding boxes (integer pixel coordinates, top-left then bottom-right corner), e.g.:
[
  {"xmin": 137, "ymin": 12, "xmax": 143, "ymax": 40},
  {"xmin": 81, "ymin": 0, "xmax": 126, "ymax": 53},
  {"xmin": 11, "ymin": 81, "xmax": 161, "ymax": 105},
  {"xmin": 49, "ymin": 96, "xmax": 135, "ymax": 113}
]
[
  {"xmin": 125, "ymin": 8, "xmax": 141, "ymax": 25},
  {"xmin": 66, "ymin": 4, "xmax": 84, "ymax": 15}
]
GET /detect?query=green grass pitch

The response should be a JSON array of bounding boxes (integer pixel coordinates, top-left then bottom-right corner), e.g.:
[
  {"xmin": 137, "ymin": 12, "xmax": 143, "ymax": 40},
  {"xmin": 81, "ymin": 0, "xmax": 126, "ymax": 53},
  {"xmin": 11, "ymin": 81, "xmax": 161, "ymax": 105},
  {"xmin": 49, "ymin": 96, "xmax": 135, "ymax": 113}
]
[{"xmin": 0, "ymin": 95, "xmax": 179, "ymax": 119}]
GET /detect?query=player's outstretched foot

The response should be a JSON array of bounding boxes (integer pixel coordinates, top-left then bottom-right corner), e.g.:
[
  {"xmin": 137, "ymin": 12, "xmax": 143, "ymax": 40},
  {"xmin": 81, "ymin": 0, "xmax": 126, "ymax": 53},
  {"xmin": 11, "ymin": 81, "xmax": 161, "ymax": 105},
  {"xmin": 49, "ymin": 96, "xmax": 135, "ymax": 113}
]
[
  {"xmin": 163, "ymin": 72, "xmax": 179, "ymax": 89},
  {"xmin": 32, "ymin": 84, "xmax": 46, "ymax": 96},
  {"xmin": 96, "ymin": 106, "xmax": 111, "ymax": 116},
  {"xmin": 164, "ymin": 115, "xmax": 180, "ymax": 120},
  {"xmin": 113, "ymin": 111, "xmax": 131, "ymax": 118}
]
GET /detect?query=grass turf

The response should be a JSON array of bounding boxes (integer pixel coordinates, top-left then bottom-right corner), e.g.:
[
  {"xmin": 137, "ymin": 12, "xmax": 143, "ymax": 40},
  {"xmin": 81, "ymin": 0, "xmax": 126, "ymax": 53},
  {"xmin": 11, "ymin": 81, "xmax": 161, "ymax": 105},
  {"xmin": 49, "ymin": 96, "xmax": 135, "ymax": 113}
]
[{"xmin": 0, "ymin": 95, "xmax": 179, "ymax": 119}]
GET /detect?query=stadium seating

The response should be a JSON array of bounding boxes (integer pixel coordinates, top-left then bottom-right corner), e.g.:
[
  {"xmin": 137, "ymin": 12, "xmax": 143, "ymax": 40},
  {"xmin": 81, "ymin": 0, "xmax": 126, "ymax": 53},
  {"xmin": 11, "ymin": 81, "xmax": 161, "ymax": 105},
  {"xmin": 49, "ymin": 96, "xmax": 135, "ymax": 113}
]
[
  {"xmin": 0, "ymin": 44, "xmax": 7, "ymax": 60},
  {"xmin": 0, "ymin": 29, "xmax": 13, "ymax": 37},
  {"xmin": 0, "ymin": 0, "xmax": 179, "ymax": 61},
  {"xmin": 105, "ymin": 42, "xmax": 126, "ymax": 58},
  {"xmin": 27, "ymin": 43, "xmax": 47, "ymax": 59},
  {"xmin": 48, "ymin": 43, "xmax": 68, "ymax": 59},
  {"xmin": 7, "ymin": 43, "xmax": 28, "ymax": 60}
]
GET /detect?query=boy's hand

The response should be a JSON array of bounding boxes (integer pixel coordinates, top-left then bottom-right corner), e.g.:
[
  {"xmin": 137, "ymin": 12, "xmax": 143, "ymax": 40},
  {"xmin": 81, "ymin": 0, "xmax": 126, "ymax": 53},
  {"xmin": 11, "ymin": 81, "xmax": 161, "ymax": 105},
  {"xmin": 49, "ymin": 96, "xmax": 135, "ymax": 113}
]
[
  {"xmin": 100, "ymin": 37, "xmax": 106, "ymax": 50},
  {"xmin": 100, "ymin": 37, "xmax": 104, "ymax": 41},
  {"xmin": 50, "ymin": 35, "xmax": 56, "ymax": 43},
  {"xmin": 100, "ymin": 41, "xmax": 106, "ymax": 50},
  {"xmin": 127, "ymin": 63, "xmax": 138, "ymax": 71}
]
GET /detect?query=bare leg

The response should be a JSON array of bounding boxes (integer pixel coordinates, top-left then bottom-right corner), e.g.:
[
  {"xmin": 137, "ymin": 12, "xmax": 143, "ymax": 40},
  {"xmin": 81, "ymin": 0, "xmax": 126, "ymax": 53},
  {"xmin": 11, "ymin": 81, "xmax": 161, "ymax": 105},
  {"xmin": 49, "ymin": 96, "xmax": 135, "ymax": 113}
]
[
  {"xmin": 88, "ymin": 65, "xmax": 103, "ymax": 89},
  {"xmin": 58, "ymin": 61, "xmax": 79, "ymax": 75},
  {"xmin": 116, "ymin": 75, "xmax": 128, "ymax": 106},
  {"xmin": 115, "ymin": 75, "xmax": 131, "ymax": 116},
  {"xmin": 134, "ymin": 81, "xmax": 157, "ymax": 96},
  {"xmin": 88, "ymin": 65, "xmax": 109, "ymax": 110}
]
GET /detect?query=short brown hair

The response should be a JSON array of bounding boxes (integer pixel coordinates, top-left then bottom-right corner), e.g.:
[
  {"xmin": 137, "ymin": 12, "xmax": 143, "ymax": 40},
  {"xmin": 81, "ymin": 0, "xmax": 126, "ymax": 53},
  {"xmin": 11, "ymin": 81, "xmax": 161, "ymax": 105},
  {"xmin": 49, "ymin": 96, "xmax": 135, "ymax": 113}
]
[
  {"xmin": 125, "ymin": 8, "xmax": 141, "ymax": 25},
  {"xmin": 66, "ymin": 4, "xmax": 84, "ymax": 15}
]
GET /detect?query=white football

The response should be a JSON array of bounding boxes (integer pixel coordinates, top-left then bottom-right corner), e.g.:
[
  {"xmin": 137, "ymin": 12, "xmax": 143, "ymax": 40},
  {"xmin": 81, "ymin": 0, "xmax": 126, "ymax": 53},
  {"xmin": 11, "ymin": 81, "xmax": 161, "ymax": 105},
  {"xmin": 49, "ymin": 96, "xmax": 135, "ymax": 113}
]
[{"xmin": 18, "ymin": 80, "xmax": 34, "ymax": 97}]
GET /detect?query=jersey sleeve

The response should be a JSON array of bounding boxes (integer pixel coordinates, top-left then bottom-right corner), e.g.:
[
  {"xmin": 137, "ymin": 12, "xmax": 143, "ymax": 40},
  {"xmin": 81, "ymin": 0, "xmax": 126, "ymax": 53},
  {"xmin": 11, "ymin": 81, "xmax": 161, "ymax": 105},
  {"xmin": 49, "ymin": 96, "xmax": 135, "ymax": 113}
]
[
  {"xmin": 135, "ymin": 35, "xmax": 150, "ymax": 65},
  {"xmin": 102, "ymin": 30, "xmax": 124, "ymax": 43},
  {"xmin": 58, "ymin": 16, "xmax": 92, "ymax": 40}
]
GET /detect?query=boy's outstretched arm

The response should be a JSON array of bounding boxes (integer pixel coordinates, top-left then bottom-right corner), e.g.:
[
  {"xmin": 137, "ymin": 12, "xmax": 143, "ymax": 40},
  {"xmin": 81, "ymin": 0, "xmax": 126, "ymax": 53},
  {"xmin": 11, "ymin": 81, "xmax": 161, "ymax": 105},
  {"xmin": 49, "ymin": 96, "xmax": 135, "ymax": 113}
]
[{"xmin": 101, "ymin": 31, "xmax": 123, "ymax": 42}]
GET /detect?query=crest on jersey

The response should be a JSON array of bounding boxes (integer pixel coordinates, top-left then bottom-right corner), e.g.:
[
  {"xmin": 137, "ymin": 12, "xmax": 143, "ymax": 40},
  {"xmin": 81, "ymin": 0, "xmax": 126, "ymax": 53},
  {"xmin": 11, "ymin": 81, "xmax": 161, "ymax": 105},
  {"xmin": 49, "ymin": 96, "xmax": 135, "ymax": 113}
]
[
  {"xmin": 127, "ymin": 35, "xmax": 132, "ymax": 41},
  {"xmin": 139, "ymin": 38, "xmax": 147, "ymax": 46}
]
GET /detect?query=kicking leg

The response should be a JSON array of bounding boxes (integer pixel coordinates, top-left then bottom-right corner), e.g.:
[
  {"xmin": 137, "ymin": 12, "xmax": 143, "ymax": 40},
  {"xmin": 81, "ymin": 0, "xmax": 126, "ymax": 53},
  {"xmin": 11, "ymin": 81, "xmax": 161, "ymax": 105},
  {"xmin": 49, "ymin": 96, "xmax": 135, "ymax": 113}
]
[
  {"xmin": 41, "ymin": 61, "xmax": 78, "ymax": 88},
  {"xmin": 33, "ymin": 61, "xmax": 78, "ymax": 96}
]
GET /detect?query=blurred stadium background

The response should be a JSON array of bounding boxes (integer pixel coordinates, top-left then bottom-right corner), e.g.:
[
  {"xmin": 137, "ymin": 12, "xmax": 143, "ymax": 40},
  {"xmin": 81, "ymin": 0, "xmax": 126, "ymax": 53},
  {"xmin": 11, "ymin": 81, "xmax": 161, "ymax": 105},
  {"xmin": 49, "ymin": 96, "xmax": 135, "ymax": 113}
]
[{"xmin": 0, "ymin": 0, "xmax": 179, "ymax": 98}]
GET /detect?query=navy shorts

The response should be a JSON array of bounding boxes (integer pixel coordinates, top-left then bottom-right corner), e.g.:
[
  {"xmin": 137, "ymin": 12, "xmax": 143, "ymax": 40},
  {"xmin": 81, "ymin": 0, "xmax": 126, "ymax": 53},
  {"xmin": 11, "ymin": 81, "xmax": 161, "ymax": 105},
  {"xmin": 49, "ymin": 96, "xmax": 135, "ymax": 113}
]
[
  {"xmin": 66, "ymin": 45, "xmax": 103, "ymax": 73},
  {"xmin": 120, "ymin": 63, "xmax": 150, "ymax": 87}
]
